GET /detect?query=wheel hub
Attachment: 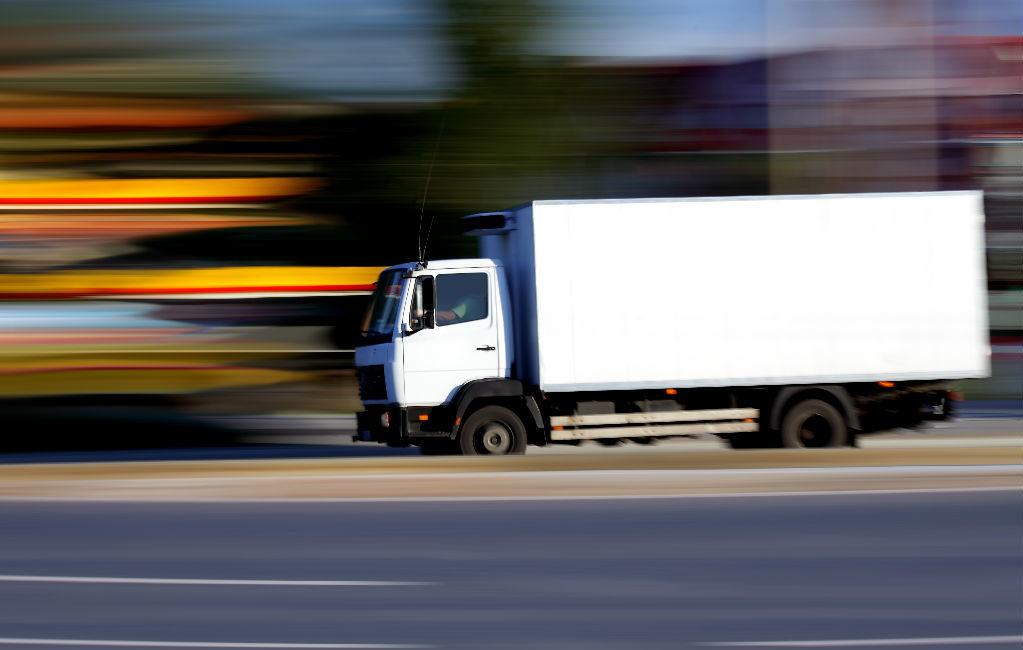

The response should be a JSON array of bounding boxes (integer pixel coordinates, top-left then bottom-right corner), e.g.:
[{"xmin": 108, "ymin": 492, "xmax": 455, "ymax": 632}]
[
  {"xmin": 799, "ymin": 414, "xmax": 832, "ymax": 447},
  {"xmin": 479, "ymin": 423, "xmax": 512, "ymax": 454}
]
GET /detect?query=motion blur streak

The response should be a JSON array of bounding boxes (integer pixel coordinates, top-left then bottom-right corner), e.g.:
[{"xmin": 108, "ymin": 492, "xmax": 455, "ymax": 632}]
[
  {"xmin": 0, "ymin": 267, "xmax": 381, "ymax": 299},
  {"xmin": 0, "ymin": 0, "xmax": 1018, "ymax": 442},
  {"xmin": 0, "ymin": 177, "xmax": 320, "ymax": 205}
]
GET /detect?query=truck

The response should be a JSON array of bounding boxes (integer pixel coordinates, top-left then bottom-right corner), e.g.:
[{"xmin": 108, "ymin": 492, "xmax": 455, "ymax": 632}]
[{"xmin": 354, "ymin": 191, "xmax": 989, "ymax": 454}]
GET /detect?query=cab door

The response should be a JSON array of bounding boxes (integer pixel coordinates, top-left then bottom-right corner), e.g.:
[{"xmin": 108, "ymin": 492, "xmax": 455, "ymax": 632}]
[{"xmin": 401, "ymin": 269, "xmax": 500, "ymax": 406}]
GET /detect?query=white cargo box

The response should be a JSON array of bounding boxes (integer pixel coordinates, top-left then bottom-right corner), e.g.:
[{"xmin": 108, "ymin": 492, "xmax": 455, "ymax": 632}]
[{"xmin": 475, "ymin": 192, "xmax": 989, "ymax": 392}]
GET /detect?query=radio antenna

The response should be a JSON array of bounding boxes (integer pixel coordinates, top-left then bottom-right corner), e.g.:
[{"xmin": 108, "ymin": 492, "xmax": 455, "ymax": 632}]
[{"xmin": 416, "ymin": 116, "xmax": 446, "ymax": 266}]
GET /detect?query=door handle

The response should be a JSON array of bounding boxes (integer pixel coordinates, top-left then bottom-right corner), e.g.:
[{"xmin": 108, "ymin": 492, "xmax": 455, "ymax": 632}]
[{"xmin": 476, "ymin": 345, "xmax": 496, "ymax": 351}]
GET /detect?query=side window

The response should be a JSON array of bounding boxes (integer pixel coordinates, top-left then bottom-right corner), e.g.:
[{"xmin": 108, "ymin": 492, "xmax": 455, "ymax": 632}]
[
  {"xmin": 408, "ymin": 275, "xmax": 435, "ymax": 331},
  {"xmin": 436, "ymin": 273, "xmax": 488, "ymax": 327}
]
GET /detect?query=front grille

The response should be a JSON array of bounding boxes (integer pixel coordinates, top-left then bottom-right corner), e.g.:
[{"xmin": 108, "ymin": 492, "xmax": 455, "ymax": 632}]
[{"xmin": 356, "ymin": 364, "xmax": 387, "ymax": 401}]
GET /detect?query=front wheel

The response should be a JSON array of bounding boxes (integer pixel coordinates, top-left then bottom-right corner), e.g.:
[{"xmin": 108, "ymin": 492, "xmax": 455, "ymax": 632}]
[
  {"xmin": 781, "ymin": 399, "xmax": 848, "ymax": 448},
  {"xmin": 458, "ymin": 405, "xmax": 527, "ymax": 456}
]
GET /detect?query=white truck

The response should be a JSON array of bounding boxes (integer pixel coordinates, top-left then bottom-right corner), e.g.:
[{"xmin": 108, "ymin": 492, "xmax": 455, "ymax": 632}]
[{"xmin": 354, "ymin": 192, "xmax": 989, "ymax": 454}]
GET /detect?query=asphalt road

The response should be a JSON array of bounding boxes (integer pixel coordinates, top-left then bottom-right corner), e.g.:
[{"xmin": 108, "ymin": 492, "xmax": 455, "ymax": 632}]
[
  {"xmin": 1, "ymin": 412, "xmax": 1019, "ymax": 465},
  {"xmin": 1, "ymin": 490, "xmax": 1020, "ymax": 649}
]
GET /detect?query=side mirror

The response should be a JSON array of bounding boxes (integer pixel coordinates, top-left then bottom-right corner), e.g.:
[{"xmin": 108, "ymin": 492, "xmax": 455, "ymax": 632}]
[{"xmin": 407, "ymin": 275, "xmax": 435, "ymax": 334}]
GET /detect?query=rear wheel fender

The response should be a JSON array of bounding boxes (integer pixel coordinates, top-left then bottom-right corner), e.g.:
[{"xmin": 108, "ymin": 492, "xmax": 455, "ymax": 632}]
[{"xmin": 768, "ymin": 385, "xmax": 859, "ymax": 432}]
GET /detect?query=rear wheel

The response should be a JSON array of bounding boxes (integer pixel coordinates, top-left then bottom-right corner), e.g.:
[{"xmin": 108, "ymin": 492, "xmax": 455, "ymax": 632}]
[
  {"xmin": 781, "ymin": 399, "xmax": 847, "ymax": 448},
  {"xmin": 458, "ymin": 405, "xmax": 527, "ymax": 456}
]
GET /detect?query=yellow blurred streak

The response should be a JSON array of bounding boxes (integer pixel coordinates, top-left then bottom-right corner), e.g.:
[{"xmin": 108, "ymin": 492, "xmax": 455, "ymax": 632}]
[
  {"xmin": 0, "ymin": 367, "xmax": 308, "ymax": 397},
  {"xmin": 0, "ymin": 177, "xmax": 321, "ymax": 202},
  {"xmin": 0, "ymin": 266, "xmax": 383, "ymax": 298},
  {"xmin": 0, "ymin": 212, "xmax": 315, "ymax": 237}
]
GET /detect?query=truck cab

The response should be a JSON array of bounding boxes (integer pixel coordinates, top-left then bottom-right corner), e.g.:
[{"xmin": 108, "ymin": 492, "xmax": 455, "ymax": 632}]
[{"xmin": 354, "ymin": 259, "xmax": 531, "ymax": 453}]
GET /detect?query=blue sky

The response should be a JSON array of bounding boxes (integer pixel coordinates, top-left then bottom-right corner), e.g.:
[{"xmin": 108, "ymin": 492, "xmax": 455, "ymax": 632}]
[
  {"xmin": 14, "ymin": 0, "xmax": 1013, "ymax": 98},
  {"xmin": 552, "ymin": 0, "xmax": 768, "ymax": 58},
  {"xmin": 174, "ymin": 0, "xmax": 1021, "ymax": 96},
  {"xmin": 553, "ymin": 0, "xmax": 1023, "ymax": 58}
]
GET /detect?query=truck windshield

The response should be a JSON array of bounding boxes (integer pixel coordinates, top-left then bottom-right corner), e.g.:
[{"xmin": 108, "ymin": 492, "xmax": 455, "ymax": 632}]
[{"xmin": 361, "ymin": 269, "xmax": 404, "ymax": 342}]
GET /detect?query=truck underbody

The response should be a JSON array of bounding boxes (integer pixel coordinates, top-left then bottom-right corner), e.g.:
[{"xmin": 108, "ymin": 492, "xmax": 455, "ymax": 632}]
[{"xmin": 355, "ymin": 379, "xmax": 954, "ymax": 454}]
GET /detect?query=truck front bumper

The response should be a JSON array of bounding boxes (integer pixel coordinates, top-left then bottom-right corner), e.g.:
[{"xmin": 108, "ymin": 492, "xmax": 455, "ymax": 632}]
[
  {"xmin": 355, "ymin": 405, "xmax": 449, "ymax": 444},
  {"xmin": 355, "ymin": 406, "xmax": 400, "ymax": 443}
]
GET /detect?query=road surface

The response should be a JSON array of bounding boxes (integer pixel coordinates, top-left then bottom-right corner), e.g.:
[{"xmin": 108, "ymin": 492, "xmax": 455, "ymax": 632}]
[
  {"xmin": 0, "ymin": 413, "xmax": 1019, "ymax": 465},
  {"xmin": 0, "ymin": 490, "xmax": 1020, "ymax": 649}
]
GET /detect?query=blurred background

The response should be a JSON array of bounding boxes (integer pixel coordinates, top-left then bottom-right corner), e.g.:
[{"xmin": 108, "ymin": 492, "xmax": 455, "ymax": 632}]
[{"xmin": 0, "ymin": 0, "xmax": 1019, "ymax": 447}]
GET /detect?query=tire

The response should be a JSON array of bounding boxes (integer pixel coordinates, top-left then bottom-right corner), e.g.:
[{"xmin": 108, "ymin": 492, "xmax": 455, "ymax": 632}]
[
  {"xmin": 781, "ymin": 399, "xmax": 848, "ymax": 448},
  {"xmin": 457, "ymin": 405, "xmax": 528, "ymax": 456}
]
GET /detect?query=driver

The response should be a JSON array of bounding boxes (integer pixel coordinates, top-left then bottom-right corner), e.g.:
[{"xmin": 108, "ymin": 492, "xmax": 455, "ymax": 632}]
[{"xmin": 436, "ymin": 285, "xmax": 485, "ymax": 325}]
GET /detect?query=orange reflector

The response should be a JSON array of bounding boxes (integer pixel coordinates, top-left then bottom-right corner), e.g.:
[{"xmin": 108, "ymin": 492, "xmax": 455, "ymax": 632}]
[
  {"xmin": 743, "ymin": 418, "xmax": 755, "ymax": 423},
  {"xmin": 552, "ymin": 425, "xmax": 564, "ymax": 431},
  {"xmin": 418, "ymin": 414, "xmax": 429, "ymax": 422},
  {"xmin": 454, "ymin": 417, "xmax": 461, "ymax": 427},
  {"xmin": 665, "ymin": 388, "xmax": 678, "ymax": 395},
  {"xmin": 878, "ymin": 381, "xmax": 895, "ymax": 388}
]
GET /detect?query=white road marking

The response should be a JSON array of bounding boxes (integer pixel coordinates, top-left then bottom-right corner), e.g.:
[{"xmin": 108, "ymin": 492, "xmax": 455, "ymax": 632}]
[
  {"xmin": 0, "ymin": 575, "xmax": 435, "ymax": 587},
  {"xmin": 0, "ymin": 485, "xmax": 1018, "ymax": 504},
  {"xmin": 0, "ymin": 641, "xmax": 428, "ymax": 649},
  {"xmin": 701, "ymin": 635, "xmax": 1023, "ymax": 647}
]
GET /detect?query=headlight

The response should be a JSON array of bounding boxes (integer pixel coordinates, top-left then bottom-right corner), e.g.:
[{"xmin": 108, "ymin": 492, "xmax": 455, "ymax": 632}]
[{"xmin": 380, "ymin": 411, "xmax": 391, "ymax": 429}]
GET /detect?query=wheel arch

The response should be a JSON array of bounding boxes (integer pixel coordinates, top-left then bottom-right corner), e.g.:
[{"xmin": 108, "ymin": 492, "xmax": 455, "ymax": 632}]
[
  {"xmin": 450, "ymin": 378, "xmax": 545, "ymax": 443},
  {"xmin": 768, "ymin": 385, "xmax": 860, "ymax": 433}
]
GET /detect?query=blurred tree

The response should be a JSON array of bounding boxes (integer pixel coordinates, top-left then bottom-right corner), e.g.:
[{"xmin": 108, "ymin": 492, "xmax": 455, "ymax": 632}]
[
  {"xmin": 288, "ymin": 0, "xmax": 630, "ymax": 261},
  {"xmin": 430, "ymin": 0, "xmax": 614, "ymax": 208}
]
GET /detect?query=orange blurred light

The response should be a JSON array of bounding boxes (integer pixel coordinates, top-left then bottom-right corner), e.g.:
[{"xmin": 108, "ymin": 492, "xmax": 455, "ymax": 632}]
[
  {"xmin": 0, "ymin": 266, "xmax": 383, "ymax": 300},
  {"xmin": 878, "ymin": 381, "xmax": 895, "ymax": 388},
  {"xmin": 0, "ymin": 177, "xmax": 321, "ymax": 205},
  {"xmin": 665, "ymin": 388, "xmax": 678, "ymax": 395},
  {"xmin": 0, "ymin": 213, "xmax": 310, "ymax": 238}
]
